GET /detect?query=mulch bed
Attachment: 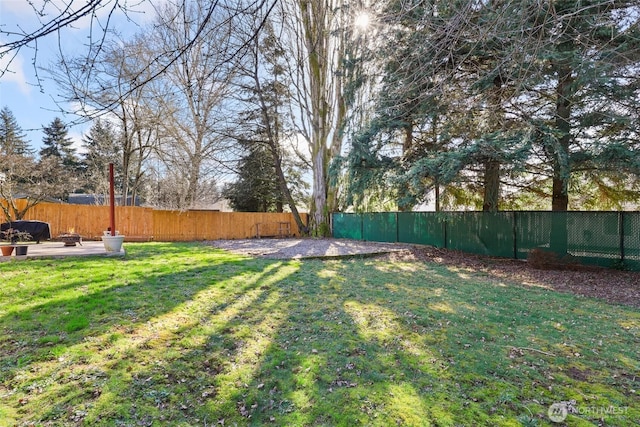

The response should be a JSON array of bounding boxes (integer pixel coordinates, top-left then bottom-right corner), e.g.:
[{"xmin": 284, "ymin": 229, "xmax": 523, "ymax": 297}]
[{"xmin": 378, "ymin": 246, "xmax": 640, "ymax": 309}]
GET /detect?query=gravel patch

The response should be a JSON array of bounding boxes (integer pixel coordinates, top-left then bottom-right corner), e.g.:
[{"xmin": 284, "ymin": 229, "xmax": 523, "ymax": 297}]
[
  {"xmin": 206, "ymin": 238, "xmax": 411, "ymax": 259},
  {"xmin": 205, "ymin": 238, "xmax": 640, "ymax": 308}
]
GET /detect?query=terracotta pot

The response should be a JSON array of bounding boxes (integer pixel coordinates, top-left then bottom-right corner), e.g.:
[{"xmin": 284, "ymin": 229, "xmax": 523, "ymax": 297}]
[{"xmin": 1, "ymin": 245, "xmax": 14, "ymax": 256}]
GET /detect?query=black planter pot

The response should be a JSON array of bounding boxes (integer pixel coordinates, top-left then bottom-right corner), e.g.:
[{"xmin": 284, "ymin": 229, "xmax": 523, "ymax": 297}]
[{"xmin": 14, "ymin": 245, "xmax": 28, "ymax": 256}]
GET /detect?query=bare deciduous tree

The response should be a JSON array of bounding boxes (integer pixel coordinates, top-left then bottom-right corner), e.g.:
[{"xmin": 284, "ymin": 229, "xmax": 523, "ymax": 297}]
[
  {"xmin": 53, "ymin": 35, "xmax": 160, "ymax": 205},
  {"xmin": 230, "ymin": 13, "xmax": 309, "ymax": 231},
  {"xmin": 276, "ymin": 0, "xmax": 353, "ymax": 235},
  {"xmin": 147, "ymin": 0, "xmax": 238, "ymax": 209},
  {"xmin": 0, "ymin": 155, "xmax": 76, "ymax": 221}
]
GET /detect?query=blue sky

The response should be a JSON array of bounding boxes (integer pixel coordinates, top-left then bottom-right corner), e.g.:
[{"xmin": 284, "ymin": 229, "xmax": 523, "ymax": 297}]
[{"xmin": 0, "ymin": 0, "xmax": 154, "ymax": 153}]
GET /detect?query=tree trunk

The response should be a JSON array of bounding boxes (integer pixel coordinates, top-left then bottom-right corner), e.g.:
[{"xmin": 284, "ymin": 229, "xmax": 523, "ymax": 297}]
[
  {"xmin": 552, "ymin": 61, "xmax": 573, "ymax": 212},
  {"xmin": 310, "ymin": 147, "xmax": 328, "ymax": 235},
  {"xmin": 187, "ymin": 153, "xmax": 202, "ymax": 208},
  {"xmin": 251, "ymin": 49, "xmax": 309, "ymax": 235},
  {"xmin": 482, "ymin": 78, "xmax": 503, "ymax": 212},
  {"xmin": 120, "ymin": 103, "xmax": 131, "ymax": 207},
  {"xmin": 296, "ymin": 0, "xmax": 344, "ymax": 236},
  {"xmin": 550, "ymin": 43, "xmax": 574, "ymax": 254},
  {"xmin": 398, "ymin": 122, "xmax": 413, "ymax": 211},
  {"xmin": 482, "ymin": 159, "xmax": 500, "ymax": 212}
]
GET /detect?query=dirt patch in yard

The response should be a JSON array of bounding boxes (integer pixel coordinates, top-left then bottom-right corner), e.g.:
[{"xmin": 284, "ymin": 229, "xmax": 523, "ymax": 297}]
[
  {"xmin": 206, "ymin": 238, "xmax": 640, "ymax": 309},
  {"xmin": 382, "ymin": 245, "xmax": 640, "ymax": 309}
]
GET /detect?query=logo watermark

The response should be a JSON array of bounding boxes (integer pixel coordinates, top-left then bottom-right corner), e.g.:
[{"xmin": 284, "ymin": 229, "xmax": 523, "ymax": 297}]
[
  {"xmin": 548, "ymin": 401, "xmax": 629, "ymax": 423},
  {"xmin": 548, "ymin": 403, "xmax": 568, "ymax": 423}
]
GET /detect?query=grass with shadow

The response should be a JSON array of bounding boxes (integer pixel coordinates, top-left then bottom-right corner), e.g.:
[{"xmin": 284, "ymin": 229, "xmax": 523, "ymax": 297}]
[{"xmin": 0, "ymin": 243, "xmax": 638, "ymax": 426}]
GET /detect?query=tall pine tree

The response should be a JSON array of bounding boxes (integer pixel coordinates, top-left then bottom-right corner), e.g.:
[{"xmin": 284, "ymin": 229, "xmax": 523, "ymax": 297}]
[
  {"xmin": 40, "ymin": 117, "xmax": 80, "ymax": 170},
  {"xmin": 525, "ymin": 0, "xmax": 640, "ymax": 211},
  {"xmin": 345, "ymin": 0, "xmax": 640, "ymax": 213},
  {"xmin": 0, "ymin": 106, "xmax": 32, "ymax": 156},
  {"xmin": 81, "ymin": 119, "xmax": 121, "ymax": 197},
  {"xmin": 223, "ymin": 140, "xmax": 284, "ymax": 212}
]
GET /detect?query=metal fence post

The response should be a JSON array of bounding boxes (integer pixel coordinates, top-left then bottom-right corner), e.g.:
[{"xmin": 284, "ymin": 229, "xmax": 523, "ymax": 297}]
[
  {"xmin": 443, "ymin": 214, "xmax": 448, "ymax": 249},
  {"xmin": 513, "ymin": 211, "xmax": 518, "ymax": 260},
  {"xmin": 619, "ymin": 211, "xmax": 625, "ymax": 263}
]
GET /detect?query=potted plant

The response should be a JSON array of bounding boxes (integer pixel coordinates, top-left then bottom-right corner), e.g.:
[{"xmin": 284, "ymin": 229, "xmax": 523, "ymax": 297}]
[
  {"xmin": 101, "ymin": 227, "xmax": 124, "ymax": 253},
  {"xmin": 0, "ymin": 238, "xmax": 13, "ymax": 256},
  {"xmin": 1, "ymin": 228, "xmax": 32, "ymax": 256},
  {"xmin": 101, "ymin": 163, "xmax": 125, "ymax": 254}
]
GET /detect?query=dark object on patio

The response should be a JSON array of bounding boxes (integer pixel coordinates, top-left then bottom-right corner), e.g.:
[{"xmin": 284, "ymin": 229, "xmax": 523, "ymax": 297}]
[
  {"xmin": 59, "ymin": 233, "xmax": 83, "ymax": 246},
  {"xmin": 14, "ymin": 245, "xmax": 28, "ymax": 256},
  {"xmin": 1, "ymin": 221, "xmax": 51, "ymax": 243}
]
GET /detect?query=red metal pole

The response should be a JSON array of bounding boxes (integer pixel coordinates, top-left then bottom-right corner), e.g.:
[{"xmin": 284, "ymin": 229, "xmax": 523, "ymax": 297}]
[{"xmin": 109, "ymin": 163, "xmax": 116, "ymax": 236}]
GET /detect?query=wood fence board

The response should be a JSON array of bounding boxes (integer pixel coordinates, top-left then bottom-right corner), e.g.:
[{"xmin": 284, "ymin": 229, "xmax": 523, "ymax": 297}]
[{"xmin": 3, "ymin": 200, "xmax": 307, "ymax": 242}]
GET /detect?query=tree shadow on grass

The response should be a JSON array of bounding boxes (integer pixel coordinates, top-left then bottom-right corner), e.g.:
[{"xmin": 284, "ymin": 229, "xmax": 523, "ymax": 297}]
[
  {"xmin": 160, "ymin": 257, "xmax": 637, "ymax": 425},
  {"xmin": 84, "ymin": 264, "xmax": 297, "ymax": 425},
  {"xmin": 0, "ymin": 243, "xmax": 216, "ymax": 307},
  {"xmin": 210, "ymin": 260, "xmax": 512, "ymax": 425},
  {"xmin": 0, "ymin": 244, "xmax": 296, "ymax": 424},
  {"xmin": 2, "ymin": 248, "xmax": 639, "ymax": 425}
]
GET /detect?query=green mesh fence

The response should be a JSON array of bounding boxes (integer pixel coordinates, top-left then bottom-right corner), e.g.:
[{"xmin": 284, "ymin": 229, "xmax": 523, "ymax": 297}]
[
  {"xmin": 447, "ymin": 212, "xmax": 515, "ymax": 257},
  {"xmin": 332, "ymin": 213, "xmax": 362, "ymax": 240},
  {"xmin": 515, "ymin": 212, "xmax": 624, "ymax": 267},
  {"xmin": 514, "ymin": 211, "xmax": 553, "ymax": 259},
  {"xmin": 332, "ymin": 211, "xmax": 640, "ymax": 270},
  {"xmin": 567, "ymin": 212, "xmax": 621, "ymax": 267},
  {"xmin": 397, "ymin": 212, "xmax": 446, "ymax": 247},
  {"xmin": 623, "ymin": 213, "xmax": 640, "ymax": 271},
  {"xmin": 363, "ymin": 213, "xmax": 397, "ymax": 242}
]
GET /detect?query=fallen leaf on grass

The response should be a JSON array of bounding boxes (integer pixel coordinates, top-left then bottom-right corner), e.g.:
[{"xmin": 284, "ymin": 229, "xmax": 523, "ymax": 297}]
[{"xmin": 332, "ymin": 379, "xmax": 357, "ymax": 388}]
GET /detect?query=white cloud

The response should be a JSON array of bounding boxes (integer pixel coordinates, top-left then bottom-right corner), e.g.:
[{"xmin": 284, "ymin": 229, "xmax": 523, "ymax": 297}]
[
  {"xmin": 1, "ymin": 0, "xmax": 36, "ymax": 14},
  {"xmin": 0, "ymin": 52, "xmax": 31, "ymax": 95},
  {"xmin": 69, "ymin": 130, "xmax": 87, "ymax": 155},
  {"xmin": 2, "ymin": 0, "xmax": 105, "ymax": 27},
  {"xmin": 1, "ymin": 0, "xmax": 152, "ymax": 36}
]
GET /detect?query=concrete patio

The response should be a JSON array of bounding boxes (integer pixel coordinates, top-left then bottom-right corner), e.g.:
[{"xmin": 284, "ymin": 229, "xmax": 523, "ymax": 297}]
[{"xmin": 0, "ymin": 241, "xmax": 125, "ymax": 261}]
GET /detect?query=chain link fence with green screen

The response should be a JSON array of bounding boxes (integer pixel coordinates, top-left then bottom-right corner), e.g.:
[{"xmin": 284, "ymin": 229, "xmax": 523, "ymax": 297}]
[
  {"xmin": 446, "ymin": 212, "xmax": 515, "ymax": 257},
  {"xmin": 363, "ymin": 213, "xmax": 397, "ymax": 242},
  {"xmin": 397, "ymin": 212, "xmax": 446, "ymax": 247},
  {"xmin": 332, "ymin": 211, "xmax": 640, "ymax": 270},
  {"xmin": 332, "ymin": 212, "xmax": 363, "ymax": 240},
  {"xmin": 623, "ymin": 213, "xmax": 640, "ymax": 271}
]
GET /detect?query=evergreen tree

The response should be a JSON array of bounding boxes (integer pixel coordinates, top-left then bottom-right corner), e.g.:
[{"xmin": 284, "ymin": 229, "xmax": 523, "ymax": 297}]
[
  {"xmin": 524, "ymin": 0, "xmax": 640, "ymax": 211},
  {"xmin": 345, "ymin": 0, "xmax": 640, "ymax": 213},
  {"xmin": 40, "ymin": 117, "xmax": 80, "ymax": 170},
  {"xmin": 0, "ymin": 106, "xmax": 32, "ymax": 156},
  {"xmin": 81, "ymin": 119, "xmax": 121, "ymax": 196},
  {"xmin": 223, "ymin": 140, "xmax": 284, "ymax": 212},
  {"xmin": 345, "ymin": 0, "xmax": 528, "ymax": 211}
]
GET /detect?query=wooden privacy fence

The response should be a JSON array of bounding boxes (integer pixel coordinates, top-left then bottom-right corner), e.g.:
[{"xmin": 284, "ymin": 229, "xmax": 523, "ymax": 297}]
[
  {"xmin": 152, "ymin": 210, "xmax": 305, "ymax": 241},
  {"xmin": 4, "ymin": 200, "xmax": 307, "ymax": 241}
]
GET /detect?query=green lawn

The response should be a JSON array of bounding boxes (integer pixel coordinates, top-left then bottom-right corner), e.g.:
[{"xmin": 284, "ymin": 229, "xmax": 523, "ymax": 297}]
[{"xmin": 0, "ymin": 243, "xmax": 638, "ymax": 426}]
